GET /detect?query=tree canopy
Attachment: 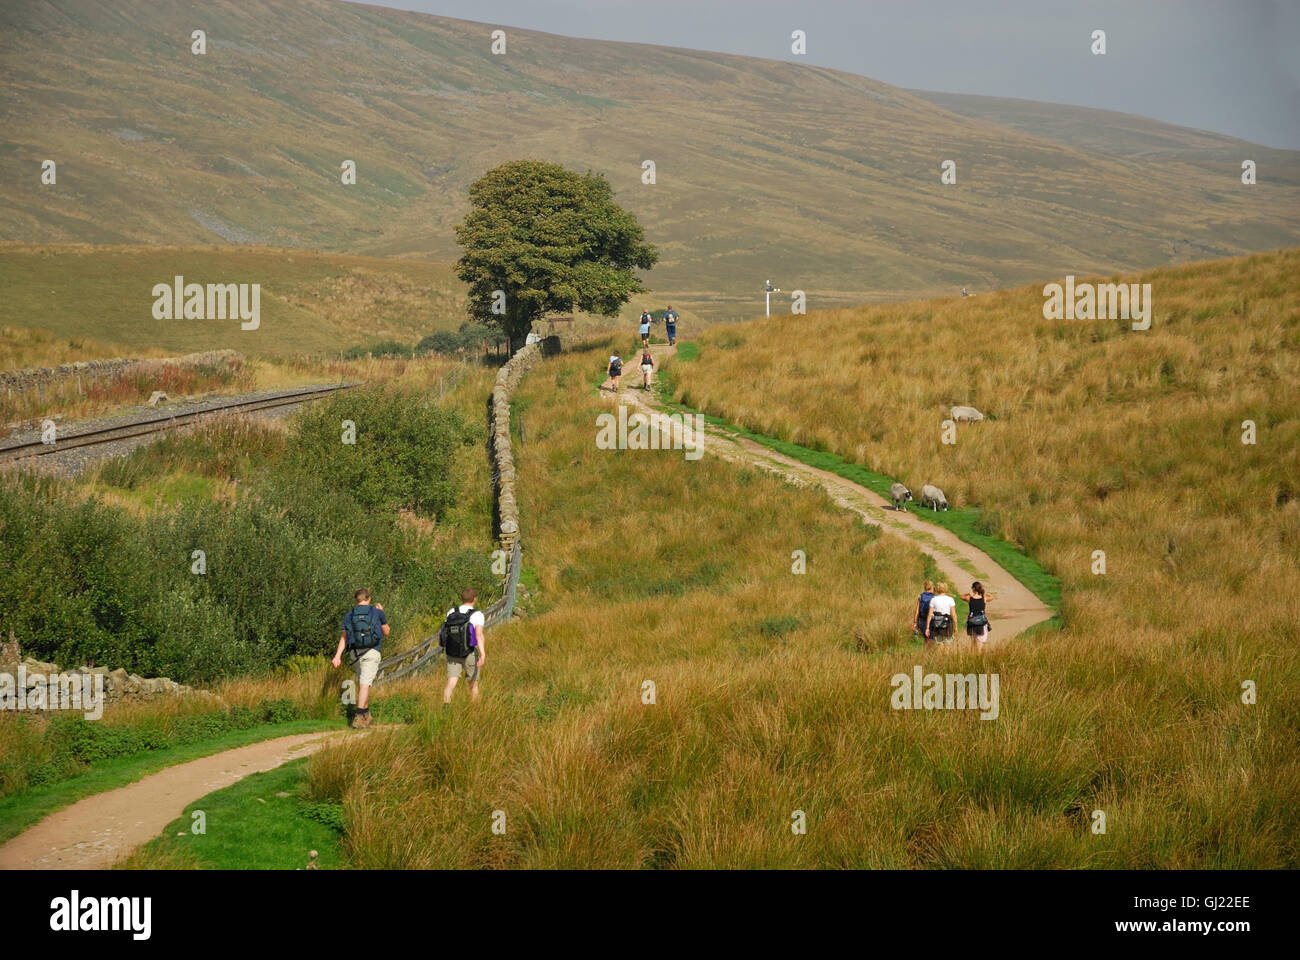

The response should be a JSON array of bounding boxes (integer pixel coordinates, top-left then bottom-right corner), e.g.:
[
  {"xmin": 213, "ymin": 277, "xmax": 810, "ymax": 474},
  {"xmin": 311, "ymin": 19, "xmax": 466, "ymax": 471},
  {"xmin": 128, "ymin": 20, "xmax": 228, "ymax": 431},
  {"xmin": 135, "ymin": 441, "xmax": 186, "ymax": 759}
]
[{"xmin": 454, "ymin": 160, "xmax": 658, "ymax": 351}]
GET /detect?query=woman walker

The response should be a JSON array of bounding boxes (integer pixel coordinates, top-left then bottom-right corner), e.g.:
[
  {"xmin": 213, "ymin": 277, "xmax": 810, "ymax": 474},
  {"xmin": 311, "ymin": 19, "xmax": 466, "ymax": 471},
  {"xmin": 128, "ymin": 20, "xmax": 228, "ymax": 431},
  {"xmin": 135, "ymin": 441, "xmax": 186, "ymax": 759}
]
[{"xmin": 960, "ymin": 581, "xmax": 994, "ymax": 651}]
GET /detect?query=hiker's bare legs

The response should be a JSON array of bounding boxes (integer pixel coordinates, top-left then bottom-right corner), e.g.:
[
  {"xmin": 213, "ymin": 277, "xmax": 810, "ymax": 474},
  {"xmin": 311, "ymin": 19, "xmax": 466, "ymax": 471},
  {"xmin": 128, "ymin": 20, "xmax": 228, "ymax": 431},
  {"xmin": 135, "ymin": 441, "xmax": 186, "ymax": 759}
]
[
  {"xmin": 443, "ymin": 676, "xmax": 458, "ymax": 704},
  {"xmin": 358, "ymin": 684, "xmax": 371, "ymax": 709},
  {"xmin": 470, "ymin": 680, "xmax": 480, "ymax": 703}
]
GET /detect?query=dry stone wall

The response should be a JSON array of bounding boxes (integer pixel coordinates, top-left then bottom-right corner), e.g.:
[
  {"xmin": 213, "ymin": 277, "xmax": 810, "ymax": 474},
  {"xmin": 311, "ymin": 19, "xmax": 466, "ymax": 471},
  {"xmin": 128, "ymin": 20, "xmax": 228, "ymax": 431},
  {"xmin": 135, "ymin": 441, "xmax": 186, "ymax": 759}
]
[
  {"xmin": 0, "ymin": 655, "xmax": 209, "ymax": 707},
  {"xmin": 0, "ymin": 349, "xmax": 242, "ymax": 393},
  {"xmin": 491, "ymin": 341, "xmax": 544, "ymax": 550}
]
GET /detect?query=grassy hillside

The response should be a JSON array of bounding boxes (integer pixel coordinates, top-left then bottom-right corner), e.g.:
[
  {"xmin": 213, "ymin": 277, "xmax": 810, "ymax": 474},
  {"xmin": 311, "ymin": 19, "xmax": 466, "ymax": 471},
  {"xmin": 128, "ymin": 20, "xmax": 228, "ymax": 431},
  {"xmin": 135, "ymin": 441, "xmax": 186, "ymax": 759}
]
[
  {"xmin": 667, "ymin": 250, "xmax": 1299, "ymax": 626},
  {"xmin": 653, "ymin": 249, "xmax": 1299, "ymax": 860},
  {"xmin": 2, "ymin": 1, "xmax": 1297, "ymax": 315},
  {"xmin": 0, "ymin": 244, "xmax": 469, "ymax": 359},
  {"xmin": 287, "ymin": 326, "xmax": 1294, "ymax": 868},
  {"xmin": 301, "ymin": 340, "xmax": 943, "ymax": 868}
]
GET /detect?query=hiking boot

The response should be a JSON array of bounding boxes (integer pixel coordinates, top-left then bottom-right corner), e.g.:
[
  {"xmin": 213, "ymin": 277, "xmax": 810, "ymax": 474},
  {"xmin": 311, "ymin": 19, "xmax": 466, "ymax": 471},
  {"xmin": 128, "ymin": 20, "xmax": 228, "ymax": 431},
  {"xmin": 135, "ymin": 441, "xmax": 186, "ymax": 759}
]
[{"xmin": 351, "ymin": 713, "xmax": 372, "ymax": 729}]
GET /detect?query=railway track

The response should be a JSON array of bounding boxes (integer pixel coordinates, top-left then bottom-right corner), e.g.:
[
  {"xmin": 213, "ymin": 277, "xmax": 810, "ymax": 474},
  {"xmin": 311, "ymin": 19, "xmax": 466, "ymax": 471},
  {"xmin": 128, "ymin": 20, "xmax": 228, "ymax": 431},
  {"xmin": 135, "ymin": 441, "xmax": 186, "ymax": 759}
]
[{"xmin": 0, "ymin": 383, "xmax": 361, "ymax": 463}]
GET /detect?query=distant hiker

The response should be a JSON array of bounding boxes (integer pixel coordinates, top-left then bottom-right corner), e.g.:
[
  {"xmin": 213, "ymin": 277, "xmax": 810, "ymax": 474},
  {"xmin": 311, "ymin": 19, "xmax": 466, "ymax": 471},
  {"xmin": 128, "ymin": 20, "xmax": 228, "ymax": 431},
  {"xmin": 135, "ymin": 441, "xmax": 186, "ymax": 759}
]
[
  {"xmin": 914, "ymin": 580, "xmax": 935, "ymax": 647},
  {"xmin": 961, "ymin": 287, "xmax": 969, "ymax": 297},
  {"xmin": 332, "ymin": 588, "xmax": 390, "ymax": 729},
  {"xmin": 607, "ymin": 353, "xmax": 623, "ymax": 392},
  {"xmin": 664, "ymin": 306, "xmax": 679, "ymax": 346},
  {"xmin": 638, "ymin": 312, "xmax": 652, "ymax": 346},
  {"xmin": 640, "ymin": 348, "xmax": 654, "ymax": 390},
  {"xmin": 960, "ymin": 581, "xmax": 993, "ymax": 649},
  {"xmin": 441, "ymin": 587, "xmax": 487, "ymax": 705},
  {"xmin": 925, "ymin": 583, "xmax": 957, "ymax": 647}
]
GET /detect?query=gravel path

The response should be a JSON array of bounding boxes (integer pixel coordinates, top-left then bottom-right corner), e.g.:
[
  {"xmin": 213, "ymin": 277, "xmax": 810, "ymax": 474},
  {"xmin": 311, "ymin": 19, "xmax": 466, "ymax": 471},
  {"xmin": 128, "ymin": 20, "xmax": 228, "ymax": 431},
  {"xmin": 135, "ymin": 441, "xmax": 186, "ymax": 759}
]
[
  {"xmin": 0, "ymin": 729, "xmax": 371, "ymax": 870},
  {"xmin": 611, "ymin": 345, "xmax": 1055, "ymax": 640}
]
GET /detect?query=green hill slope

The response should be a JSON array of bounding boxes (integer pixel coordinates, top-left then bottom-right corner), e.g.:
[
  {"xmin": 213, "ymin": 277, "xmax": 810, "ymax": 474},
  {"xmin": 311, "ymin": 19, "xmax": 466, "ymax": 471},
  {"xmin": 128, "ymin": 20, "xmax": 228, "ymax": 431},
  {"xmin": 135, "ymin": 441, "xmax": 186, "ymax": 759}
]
[
  {"xmin": 0, "ymin": 244, "xmax": 466, "ymax": 358},
  {"xmin": 2, "ymin": 0, "xmax": 1297, "ymax": 317}
]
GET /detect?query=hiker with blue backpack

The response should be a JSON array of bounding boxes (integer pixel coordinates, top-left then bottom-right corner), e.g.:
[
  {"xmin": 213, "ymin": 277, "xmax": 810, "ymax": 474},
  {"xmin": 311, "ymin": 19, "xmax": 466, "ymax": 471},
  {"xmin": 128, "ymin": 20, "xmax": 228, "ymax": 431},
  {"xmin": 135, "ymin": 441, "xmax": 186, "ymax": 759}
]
[
  {"xmin": 663, "ymin": 305, "xmax": 678, "ymax": 346},
  {"xmin": 332, "ymin": 588, "xmax": 390, "ymax": 729},
  {"xmin": 913, "ymin": 580, "xmax": 935, "ymax": 649},
  {"xmin": 441, "ymin": 587, "xmax": 487, "ymax": 705}
]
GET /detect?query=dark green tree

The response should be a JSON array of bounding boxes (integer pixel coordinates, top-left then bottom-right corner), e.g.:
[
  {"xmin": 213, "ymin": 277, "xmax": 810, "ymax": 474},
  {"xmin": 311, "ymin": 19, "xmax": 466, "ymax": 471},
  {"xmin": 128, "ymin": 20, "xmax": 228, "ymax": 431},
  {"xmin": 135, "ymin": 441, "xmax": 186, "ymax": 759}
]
[{"xmin": 455, "ymin": 160, "xmax": 658, "ymax": 352}]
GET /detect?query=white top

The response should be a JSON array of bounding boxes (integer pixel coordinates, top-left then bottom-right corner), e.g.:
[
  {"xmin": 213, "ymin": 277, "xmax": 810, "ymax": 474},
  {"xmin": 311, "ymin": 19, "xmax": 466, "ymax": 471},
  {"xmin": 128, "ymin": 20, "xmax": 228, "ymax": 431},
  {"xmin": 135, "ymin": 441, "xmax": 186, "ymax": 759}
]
[
  {"xmin": 929, "ymin": 595, "xmax": 956, "ymax": 616},
  {"xmin": 446, "ymin": 605, "xmax": 486, "ymax": 629}
]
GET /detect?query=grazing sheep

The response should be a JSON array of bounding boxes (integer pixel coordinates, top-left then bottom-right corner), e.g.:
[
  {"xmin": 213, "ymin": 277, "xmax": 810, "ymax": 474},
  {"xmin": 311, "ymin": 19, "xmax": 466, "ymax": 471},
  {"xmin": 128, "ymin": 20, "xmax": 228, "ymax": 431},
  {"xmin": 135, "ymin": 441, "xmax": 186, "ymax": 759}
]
[
  {"xmin": 890, "ymin": 482, "xmax": 913, "ymax": 511},
  {"xmin": 921, "ymin": 484, "xmax": 948, "ymax": 511},
  {"xmin": 950, "ymin": 405, "xmax": 984, "ymax": 423}
]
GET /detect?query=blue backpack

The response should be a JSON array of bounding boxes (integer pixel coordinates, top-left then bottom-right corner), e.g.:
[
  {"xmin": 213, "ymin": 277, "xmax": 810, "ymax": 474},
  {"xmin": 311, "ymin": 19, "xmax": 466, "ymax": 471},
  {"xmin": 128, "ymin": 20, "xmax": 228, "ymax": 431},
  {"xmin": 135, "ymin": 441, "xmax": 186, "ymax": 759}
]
[{"xmin": 346, "ymin": 605, "xmax": 381, "ymax": 653}]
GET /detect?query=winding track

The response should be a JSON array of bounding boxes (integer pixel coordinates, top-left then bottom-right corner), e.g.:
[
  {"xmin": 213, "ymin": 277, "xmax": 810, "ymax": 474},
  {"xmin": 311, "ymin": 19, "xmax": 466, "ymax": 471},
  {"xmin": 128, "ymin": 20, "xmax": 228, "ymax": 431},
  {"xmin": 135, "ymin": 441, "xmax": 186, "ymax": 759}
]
[{"xmin": 612, "ymin": 344, "xmax": 1055, "ymax": 638}]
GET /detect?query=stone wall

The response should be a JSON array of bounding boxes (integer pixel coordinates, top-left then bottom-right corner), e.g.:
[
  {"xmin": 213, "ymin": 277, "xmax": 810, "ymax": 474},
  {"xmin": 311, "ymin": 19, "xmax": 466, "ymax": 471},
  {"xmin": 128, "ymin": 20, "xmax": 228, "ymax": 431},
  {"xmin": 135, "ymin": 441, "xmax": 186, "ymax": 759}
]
[
  {"xmin": 491, "ymin": 341, "xmax": 544, "ymax": 549},
  {"xmin": 0, "ymin": 349, "xmax": 242, "ymax": 393},
  {"xmin": 0, "ymin": 655, "xmax": 209, "ymax": 708}
]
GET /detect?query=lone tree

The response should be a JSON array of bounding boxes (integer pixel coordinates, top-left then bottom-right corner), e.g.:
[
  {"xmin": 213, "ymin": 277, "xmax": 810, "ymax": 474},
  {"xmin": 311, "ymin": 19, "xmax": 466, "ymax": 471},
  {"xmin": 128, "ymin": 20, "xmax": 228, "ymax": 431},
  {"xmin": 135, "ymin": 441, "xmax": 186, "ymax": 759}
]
[{"xmin": 455, "ymin": 160, "xmax": 658, "ymax": 353}]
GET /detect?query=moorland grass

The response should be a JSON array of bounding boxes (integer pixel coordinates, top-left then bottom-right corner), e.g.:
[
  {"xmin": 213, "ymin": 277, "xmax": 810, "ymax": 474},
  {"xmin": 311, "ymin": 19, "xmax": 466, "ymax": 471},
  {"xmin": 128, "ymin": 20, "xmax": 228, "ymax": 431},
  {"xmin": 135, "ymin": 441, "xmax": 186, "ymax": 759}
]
[
  {"xmin": 654, "ymin": 347, "xmax": 1061, "ymax": 609},
  {"xmin": 304, "ymin": 258, "xmax": 1299, "ymax": 867}
]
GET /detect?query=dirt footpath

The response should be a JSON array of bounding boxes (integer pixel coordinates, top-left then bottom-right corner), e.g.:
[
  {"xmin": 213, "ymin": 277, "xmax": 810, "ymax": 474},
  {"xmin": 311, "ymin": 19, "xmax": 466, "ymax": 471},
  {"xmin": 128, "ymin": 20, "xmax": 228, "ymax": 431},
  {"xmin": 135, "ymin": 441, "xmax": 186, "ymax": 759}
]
[
  {"xmin": 0, "ymin": 730, "xmax": 359, "ymax": 870},
  {"xmin": 611, "ymin": 344, "xmax": 1054, "ymax": 639}
]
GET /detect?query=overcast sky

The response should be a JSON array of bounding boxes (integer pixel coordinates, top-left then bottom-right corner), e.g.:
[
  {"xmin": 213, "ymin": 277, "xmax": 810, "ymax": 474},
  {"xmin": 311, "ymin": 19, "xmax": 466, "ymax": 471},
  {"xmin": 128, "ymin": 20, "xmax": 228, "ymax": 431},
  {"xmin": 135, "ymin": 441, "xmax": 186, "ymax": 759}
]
[{"xmin": 357, "ymin": 0, "xmax": 1300, "ymax": 149}]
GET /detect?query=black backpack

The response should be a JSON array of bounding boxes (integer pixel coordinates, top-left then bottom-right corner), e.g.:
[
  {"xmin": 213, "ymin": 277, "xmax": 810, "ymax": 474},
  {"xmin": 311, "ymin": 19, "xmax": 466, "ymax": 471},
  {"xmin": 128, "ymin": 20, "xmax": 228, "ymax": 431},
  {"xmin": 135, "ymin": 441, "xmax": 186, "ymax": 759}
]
[
  {"xmin": 347, "ymin": 605, "xmax": 381, "ymax": 653},
  {"xmin": 440, "ymin": 607, "xmax": 475, "ymax": 659},
  {"xmin": 609, "ymin": 358, "xmax": 622, "ymax": 376}
]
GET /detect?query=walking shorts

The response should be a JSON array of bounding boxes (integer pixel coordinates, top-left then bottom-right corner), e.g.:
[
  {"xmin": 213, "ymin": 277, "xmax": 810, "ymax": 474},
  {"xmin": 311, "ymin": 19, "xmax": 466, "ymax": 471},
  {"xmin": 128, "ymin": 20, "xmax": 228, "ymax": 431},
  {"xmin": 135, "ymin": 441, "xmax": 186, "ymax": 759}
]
[
  {"xmin": 353, "ymin": 648, "xmax": 381, "ymax": 687},
  {"xmin": 447, "ymin": 650, "xmax": 480, "ymax": 683}
]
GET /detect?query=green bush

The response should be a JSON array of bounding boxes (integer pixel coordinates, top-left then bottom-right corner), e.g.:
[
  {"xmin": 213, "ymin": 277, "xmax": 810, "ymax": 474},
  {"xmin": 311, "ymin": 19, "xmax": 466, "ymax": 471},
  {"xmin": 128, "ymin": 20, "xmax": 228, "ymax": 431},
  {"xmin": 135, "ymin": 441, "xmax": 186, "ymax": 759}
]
[
  {"xmin": 290, "ymin": 386, "xmax": 477, "ymax": 517},
  {"xmin": 342, "ymin": 340, "xmax": 414, "ymax": 360},
  {"xmin": 416, "ymin": 330, "xmax": 463, "ymax": 355},
  {"xmin": 0, "ymin": 388, "xmax": 491, "ymax": 684},
  {"xmin": 417, "ymin": 323, "xmax": 497, "ymax": 355}
]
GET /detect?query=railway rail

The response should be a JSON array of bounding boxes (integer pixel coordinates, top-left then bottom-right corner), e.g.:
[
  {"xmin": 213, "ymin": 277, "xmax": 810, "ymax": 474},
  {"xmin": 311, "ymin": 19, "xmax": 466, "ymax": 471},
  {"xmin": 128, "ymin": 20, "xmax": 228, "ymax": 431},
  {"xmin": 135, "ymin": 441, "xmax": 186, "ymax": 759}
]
[{"xmin": 0, "ymin": 383, "xmax": 361, "ymax": 463}]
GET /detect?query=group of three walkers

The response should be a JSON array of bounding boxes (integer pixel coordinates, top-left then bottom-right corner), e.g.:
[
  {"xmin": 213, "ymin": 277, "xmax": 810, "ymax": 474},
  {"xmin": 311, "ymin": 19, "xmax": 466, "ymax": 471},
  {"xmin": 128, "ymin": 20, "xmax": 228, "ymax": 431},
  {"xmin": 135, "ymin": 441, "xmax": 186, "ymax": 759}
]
[{"xmin": 913, "ymin": 580, "xmax": 994, "ymax": 652}]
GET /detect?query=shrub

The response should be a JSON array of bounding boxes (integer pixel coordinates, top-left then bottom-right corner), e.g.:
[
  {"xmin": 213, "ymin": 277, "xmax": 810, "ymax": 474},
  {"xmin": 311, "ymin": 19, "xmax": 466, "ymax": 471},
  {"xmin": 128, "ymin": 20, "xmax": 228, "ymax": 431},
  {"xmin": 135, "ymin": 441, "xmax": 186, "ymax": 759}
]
[
  {"xmin": 290, "ymin": 386, "xmax": 477, "ymax": 517},
  {"xmin": 417, "ymin": 323, "xmax": 497, "ymax": 355},
  {"xmin": 0, "ymin": 385, "xmax": 488, "ymax": 684},
  {"xmin": 342, "ymin": 340, "xmax": 414, "ymax": 360},
  {"xmin": 416, "ymin": 330, "xmax": 463, "ymax": 355}
]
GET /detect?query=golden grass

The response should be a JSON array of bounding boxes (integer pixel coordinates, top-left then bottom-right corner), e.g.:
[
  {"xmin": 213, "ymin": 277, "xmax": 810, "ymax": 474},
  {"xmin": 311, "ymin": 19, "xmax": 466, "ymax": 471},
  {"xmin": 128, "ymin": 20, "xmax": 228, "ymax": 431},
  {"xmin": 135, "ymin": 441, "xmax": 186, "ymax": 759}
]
[
  {"xmin": 299, "ymin": 256, "xmax": 1300, "ymax": 868},
  {"xmin": 13, "ymin": 251, "xmax": 1295, "ymax": 867}
]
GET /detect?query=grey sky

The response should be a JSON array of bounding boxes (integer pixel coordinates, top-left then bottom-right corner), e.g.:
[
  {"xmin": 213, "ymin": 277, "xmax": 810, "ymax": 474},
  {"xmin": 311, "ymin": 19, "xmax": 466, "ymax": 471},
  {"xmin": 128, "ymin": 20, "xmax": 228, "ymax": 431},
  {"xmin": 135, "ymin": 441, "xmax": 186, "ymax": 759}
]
[{"xmin": 356, "ymin": 0, "xmax": 1300, "ymax": 149}]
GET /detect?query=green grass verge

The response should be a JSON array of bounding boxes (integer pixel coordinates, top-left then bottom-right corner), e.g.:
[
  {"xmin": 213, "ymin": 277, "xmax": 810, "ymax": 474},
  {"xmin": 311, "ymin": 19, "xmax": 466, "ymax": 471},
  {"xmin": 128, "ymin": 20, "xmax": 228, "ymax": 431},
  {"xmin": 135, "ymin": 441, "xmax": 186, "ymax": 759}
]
[
  {"xmin": 0, "ymin": 718, "xmax": 341, "ymax": 845},
  {"xmin": 655, "ymin": 344, "xmax": 1061, "ymax": 613},
  {"xmin": 122, "ymin": 758, "xmax": 345, "ymax": 870}
]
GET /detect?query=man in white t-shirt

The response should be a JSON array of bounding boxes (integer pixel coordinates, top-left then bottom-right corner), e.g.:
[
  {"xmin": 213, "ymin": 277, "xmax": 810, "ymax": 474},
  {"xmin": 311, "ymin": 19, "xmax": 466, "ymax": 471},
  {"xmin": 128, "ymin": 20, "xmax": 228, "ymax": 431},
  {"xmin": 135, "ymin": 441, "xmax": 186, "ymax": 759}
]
[{"xmin": 442, "ymin": 586, "xmax": 487, "ymax": 705}]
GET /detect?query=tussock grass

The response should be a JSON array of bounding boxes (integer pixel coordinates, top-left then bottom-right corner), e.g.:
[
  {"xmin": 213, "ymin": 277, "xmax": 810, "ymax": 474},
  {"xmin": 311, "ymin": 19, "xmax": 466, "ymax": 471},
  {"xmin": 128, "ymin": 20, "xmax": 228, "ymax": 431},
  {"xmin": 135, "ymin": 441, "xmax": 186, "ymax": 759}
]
[{"xmin": 307, "ymin": 257, "xmax": 1299, "ymax": 868}]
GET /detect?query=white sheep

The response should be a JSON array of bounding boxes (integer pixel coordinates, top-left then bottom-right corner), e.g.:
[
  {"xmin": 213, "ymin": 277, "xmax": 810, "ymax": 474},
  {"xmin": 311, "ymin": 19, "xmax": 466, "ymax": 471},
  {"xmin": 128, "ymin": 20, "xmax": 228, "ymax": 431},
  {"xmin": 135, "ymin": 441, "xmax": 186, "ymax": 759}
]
[
  {"xmin": 921, "ymin": 484, "xmax": 948, "ymax": 511},
  {"xmin": 889, "ymin": 482, "xmax": 913, "ymax": 511},
  {"xmin": 950, "ymin": 405, "xmax": 984, "ymax": 423}
]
